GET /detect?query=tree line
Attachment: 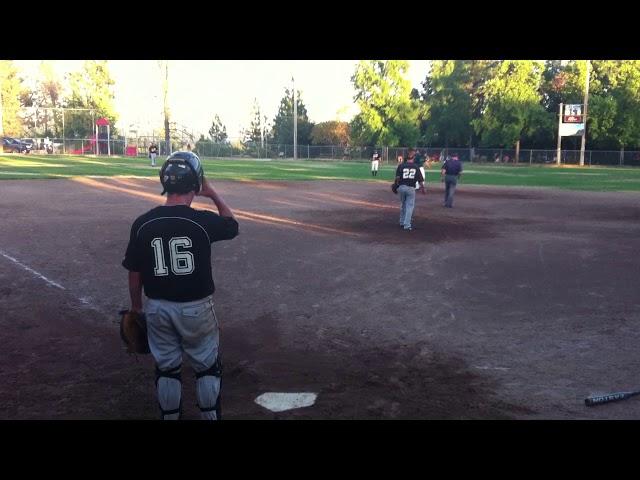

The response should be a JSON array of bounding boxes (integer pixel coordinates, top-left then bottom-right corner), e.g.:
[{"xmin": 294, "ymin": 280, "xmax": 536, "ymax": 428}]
[
  {"xmin": 4, "ymin": 60, "xmax": 640, "ymax": 153},
  {"xmin": 348, "ymin": 60, "xmax": 640, "ymax": 152},
  {"xmin": 0, "ymin": 60, "xmax": 118, "ymax": 139},
  {"xmin": 210, "ymin": 60, "xmax": 640, "ymax": 153}
]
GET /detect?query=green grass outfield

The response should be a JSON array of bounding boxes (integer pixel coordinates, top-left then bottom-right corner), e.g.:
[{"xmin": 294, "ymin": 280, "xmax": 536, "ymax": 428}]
[{"xmin": 2, "ymin": 154, "xmax": 640, "ymax": 192}]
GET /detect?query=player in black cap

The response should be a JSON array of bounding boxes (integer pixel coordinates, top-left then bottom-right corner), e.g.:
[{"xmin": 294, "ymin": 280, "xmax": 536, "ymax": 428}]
[
  {"xmin": 122, "ymin": 151, "xmax": 238, "ymax": 420},
  {"xmin": 371, "ymin": 150, "xmax": 380, "ymax": 176}
]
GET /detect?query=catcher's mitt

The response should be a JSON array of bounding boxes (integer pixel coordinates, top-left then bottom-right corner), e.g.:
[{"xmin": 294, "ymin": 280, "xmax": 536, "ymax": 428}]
[
  {"xmin": 391, "ymin": 183, "xmax": 399, "ymax": 194},
  {"xmin": 119, "ymin": 310, "xmax": 151, "ymax": 354}
]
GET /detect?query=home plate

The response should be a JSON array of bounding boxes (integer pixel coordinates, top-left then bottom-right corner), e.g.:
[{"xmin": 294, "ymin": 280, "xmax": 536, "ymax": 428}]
[{"xmin": 254, "ymin": 392, "xmax": 318, "ymax": 413}]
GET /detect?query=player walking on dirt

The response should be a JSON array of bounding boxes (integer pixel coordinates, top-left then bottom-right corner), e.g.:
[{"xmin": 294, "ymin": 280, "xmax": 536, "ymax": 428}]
[
  {"xmin": 441, "ymin": 152, "xmax": 463, "ymax": 208},
  {"xmin": 371, "ymin": 150, "xmax": 380, "ymax": 176},
  {"xmin": 148, "ymin": 143, "xmax": 158, "ymax": 167},
  {"xmin": 393, "ymin": 148, "xmax": 425, "ymax": 231},
  {"xmin": 122, "ymin": 151, "xmax": 238, "ymax": 420},
  {"xmin": 414, "ymin": 149, "xmax": 428, "ymax": 191}
]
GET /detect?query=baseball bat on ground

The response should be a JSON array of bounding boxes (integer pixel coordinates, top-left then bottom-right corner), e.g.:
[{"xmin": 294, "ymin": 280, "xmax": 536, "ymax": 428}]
[{"xmin": 584, "ymin": 390, "xmax": 640, "ymax": 407}]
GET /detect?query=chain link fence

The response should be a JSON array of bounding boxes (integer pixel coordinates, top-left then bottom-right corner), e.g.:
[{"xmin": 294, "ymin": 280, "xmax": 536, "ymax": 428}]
[
  {"xmin": 15, "ymin": 137, "xmax": 640, "ymax": 167},
  {"xmin": 469, "ymin": 148, "xmax": 640, "ymax": 167}
]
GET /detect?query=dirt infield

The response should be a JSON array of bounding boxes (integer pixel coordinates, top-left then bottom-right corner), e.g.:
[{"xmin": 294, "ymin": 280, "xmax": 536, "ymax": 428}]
[{"xmin": 1, "ymin": 177, "xmax": 639, "ymax": 419}]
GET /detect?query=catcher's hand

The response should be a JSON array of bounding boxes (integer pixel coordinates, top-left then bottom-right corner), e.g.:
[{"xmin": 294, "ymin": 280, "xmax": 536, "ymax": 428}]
[
  {"xmin": 119, "ymin": 310, "xmax": 151, "ymax": 354},
  {"xmin": 391, "ymin": 183, "xmax": 399, "ymax": 194}
]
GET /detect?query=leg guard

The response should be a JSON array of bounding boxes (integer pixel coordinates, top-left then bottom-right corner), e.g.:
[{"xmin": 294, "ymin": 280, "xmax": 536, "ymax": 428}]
[
  {"xmin": 195, "ymin": 357, "xmax": 222, "ymax": 421},
  {"xmin": 155, "ymin": 364, "xmax": 182, "ymax": 420}
]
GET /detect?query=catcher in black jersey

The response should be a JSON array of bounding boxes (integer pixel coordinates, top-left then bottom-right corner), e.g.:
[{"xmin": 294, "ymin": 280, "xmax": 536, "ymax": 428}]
[{"xmin": 122, "ymin": 151, "xmax": 238, "ymax": 420}]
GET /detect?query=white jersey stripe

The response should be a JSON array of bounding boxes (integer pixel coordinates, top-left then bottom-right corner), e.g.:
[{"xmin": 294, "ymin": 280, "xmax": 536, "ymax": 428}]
[{"xmin": 136, "ymin": 216, "xmax": 211, "ymax": 243}]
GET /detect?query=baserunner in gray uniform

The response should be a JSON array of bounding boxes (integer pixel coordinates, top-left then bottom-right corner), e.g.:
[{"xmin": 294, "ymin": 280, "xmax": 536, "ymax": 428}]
[
  {"xmin": 122, "ymin": 151, "xmax": 239, "ymax": 420},
  {"xmin": 441, "ymin": 152, "xmax": 463, "ymax": 208}
]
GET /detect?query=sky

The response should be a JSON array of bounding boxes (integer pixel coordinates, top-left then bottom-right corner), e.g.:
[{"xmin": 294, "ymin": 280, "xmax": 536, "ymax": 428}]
[{"xmin": 14, "ymin": 60, "xmax": 430, "ymax": 139}]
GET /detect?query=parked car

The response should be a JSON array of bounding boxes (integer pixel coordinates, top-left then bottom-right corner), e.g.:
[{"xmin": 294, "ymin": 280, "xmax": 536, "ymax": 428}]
[
  {"xmin": 21, "ymin": 138, "xmax": 36, "ymax": 149},
  {"xmin": 2, "ymin": 137, "xmax": 32, "ymax": 154}
]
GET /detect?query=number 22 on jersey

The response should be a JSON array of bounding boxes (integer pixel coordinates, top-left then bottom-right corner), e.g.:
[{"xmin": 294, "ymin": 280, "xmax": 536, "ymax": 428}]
[
  {"xmin": 402, "ymin": 168, "xmax": 416, "ymax": 179},
  {"xmin": 151, "ymin": 237, "xmax": 195, "ymax": 276}
]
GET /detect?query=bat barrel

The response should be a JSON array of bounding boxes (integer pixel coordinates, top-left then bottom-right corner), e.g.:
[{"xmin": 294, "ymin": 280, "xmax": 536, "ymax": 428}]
[{"xmin": 584, "ymin": 391, "xmax": 638, "ymax": 407}]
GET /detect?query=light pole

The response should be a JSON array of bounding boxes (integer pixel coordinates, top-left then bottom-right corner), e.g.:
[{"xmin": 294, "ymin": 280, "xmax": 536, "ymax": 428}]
[
  {"xmin": 557, "ymin": 102, "xmax": 563, "ymax": 166},
  {"xmin": 579, "ymin": 60, "xmax": 590, "ymax": 167},
  {"xmin": 292, "ymin": 76, "xmax": 297, "ymax": 160},
  {"xmin": 158, "ymin": 61, "xmax": 171, "ymax": 155}
]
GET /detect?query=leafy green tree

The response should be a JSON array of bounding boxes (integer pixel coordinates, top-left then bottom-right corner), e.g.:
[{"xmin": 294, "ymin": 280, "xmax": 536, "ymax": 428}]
[
  {"xmin": 20, "ymin": 61, "xmax": 64, "ymax": 137},
  {"xmin": 271, "ymin": 87, "xmax": 314, "ymax": 145},
  {"xmin": 350, "ymin": 60, "xmax": 420, "ymax": 146},
  {"xmin": 0, "ymin": 60, "xmax": 25, "ymax": 136},
  {"xmin": 466, "ymin": 60, "xmax": 500, "ymax": 146},
  {"xmin": 586, "ymin": 60, "xmax": 640, "ymax": 150},
  {"xmin": 472, "ymin": 60, "xmax": 552, "ymax": 158},
  {"xmin": 415, "ymin": 60, "xmax": 497, "ymax": 147},
  {"xmin": 65, "ymin": 60, "xmax": 118, "ymax": 137},
  {"xmin": 421, "ymin": 60, "xmax": 472, "ymax": 147},
  {"xmin": 541, "ymin": 60, "xmax": 565, "ymax": 113},
  {"xmin": 543, "ymin": 60, "xmax": 640, "ymax": 150}
]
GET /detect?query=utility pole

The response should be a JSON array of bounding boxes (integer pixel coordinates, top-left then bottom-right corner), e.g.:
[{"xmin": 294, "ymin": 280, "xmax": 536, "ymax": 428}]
[
  {"xmin": 579, "ymin": 60, "xmax": 590, "ymax": 167},
  {"xmin": 292, "ymin": 76, "xmax": 297, "ymax": 160},
  {"xmin": 159, "ymin": 61, "xmax": 171, "ymax": 155},
  {"xmin": 260, "ymin": 115, "xmax": 264, "ymax": 149},
  {"xmin": 264, "ymin": 115, "xmax": 268, "ymax": 158},
  {"xmin": 557, "ymin": 102, "xmax": 563, "ymax": 166}
]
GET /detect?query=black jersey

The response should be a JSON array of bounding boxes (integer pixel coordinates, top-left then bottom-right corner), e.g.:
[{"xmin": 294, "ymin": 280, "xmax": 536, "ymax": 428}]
[
  {"xmin": 149, "ymin": 145, "xmax": 158, "ymax": 154},
  {"xmin": 395, "ymin": 162, "xmax": 424, "ymax": 187},
  {"xmin": 122, "ymin": 205, "xmax": 238, "ymax": 302}
]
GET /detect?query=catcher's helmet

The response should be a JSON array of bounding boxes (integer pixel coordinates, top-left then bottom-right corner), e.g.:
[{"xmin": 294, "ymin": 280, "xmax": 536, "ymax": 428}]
[{"xmin": 160, "ymin": 151, "xmax": 204, "ymax": 195}]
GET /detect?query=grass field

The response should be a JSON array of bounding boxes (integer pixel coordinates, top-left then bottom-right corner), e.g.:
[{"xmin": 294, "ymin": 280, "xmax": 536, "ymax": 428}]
[{"xmin": 2, "ymin": 153, "xmax": 640, "ymax": 191}]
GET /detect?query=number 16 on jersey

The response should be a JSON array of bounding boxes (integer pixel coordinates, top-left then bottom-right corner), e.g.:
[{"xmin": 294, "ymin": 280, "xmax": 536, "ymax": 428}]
[{"xmin": 151, "ymin": 237, "xmax": 195, "ymax": 276}]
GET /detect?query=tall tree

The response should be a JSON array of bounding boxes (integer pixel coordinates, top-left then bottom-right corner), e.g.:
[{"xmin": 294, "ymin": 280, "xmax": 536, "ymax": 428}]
[
  {"xmin": 208, "ymin": 114, "xmax": 228, "ymax": 143},
  {"xmin": 65, "ymin": 60, "xmax": 118, "ymax": 137},
  {"xmin": 421, "ymin": 60, "xmax": 472, "ymax": 147},
  {"xmin": 417, "ymin": 60, "xmax": 497, "ymax": 147},
  {"xmin": 533, "ymin": 60, "xmax": 586, "ymax": 148},
  {"xmin": 541, "ymin": 60, "xmax": 566, "ymax": 114},
  {"xmin": 586, "ymin": 60, "xmax": 640, "ymax": 150},
  {"xmin": 0, "ymin": 60, "xmax": 25, "ymax": 137},
  {"xmin": 271, "ymin": 87, "xmax": 314, "ymax": 145},
  {"xmin": 350, "ymin": 60, "xmax": 420, "ymax": 146},
  {"xmin": 466, "ymin": 60, "xmax": 500, "ymax": 146},
  {"xmin": 310, "ymin": 121, "xmax": 351, "ymax": 145},
  {"xmin": 20, "ymin": 62, "xmax": 64, "ymax": 137},
  {"xmin": 472, "ymin": 60, "xmax": 551, "ymax": 157},
  {"xmin": 242, "ymin": 99, "xmax": 263, "ymax": 145},
  {"xmin": 542, "ymin": 60, "xmax": 640, "ymax": 150}
]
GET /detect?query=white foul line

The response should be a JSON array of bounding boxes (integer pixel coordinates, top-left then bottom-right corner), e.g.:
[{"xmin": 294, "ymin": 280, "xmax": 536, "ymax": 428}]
[{"xmin": 0, "ymin": 250, "xmax": 66, "ymax": 290}]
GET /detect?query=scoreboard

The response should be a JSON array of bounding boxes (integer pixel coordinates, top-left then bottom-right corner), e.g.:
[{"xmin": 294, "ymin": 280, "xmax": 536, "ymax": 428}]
[{"xmin": 563, "ymin": 104, "xmax": 584, "ymax": 123}]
